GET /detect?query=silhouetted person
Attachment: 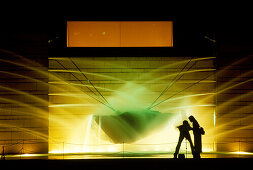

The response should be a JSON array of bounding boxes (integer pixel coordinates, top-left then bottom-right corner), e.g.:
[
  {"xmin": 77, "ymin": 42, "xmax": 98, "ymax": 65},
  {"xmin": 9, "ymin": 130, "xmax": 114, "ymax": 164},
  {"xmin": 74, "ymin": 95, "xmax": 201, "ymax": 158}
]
[
  {"xmin": 174, "ymin": 120, "xmax": 195, "ymax": 158},
  {"xmin": 189, "ymin": 115, "xmax": 205, "ymax": 159}
]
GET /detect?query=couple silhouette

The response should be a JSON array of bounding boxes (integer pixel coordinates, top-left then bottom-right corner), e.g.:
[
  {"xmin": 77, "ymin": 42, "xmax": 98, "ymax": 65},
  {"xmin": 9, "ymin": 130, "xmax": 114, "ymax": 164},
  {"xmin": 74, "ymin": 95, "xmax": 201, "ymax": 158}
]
[{"xmin": 174, "ymin": 115, "xmax": 205, "ymax": 159}]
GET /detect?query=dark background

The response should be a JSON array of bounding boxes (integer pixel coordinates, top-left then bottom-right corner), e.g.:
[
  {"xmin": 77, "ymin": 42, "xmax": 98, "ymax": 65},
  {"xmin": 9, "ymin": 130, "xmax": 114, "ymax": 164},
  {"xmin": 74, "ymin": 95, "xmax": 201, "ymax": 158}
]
[
  {"xmin": 0, "ymin": 5, "xmax": 252, "ymax": 65},
  {"xmin": 0, "ymin": 4, "xmax": 252, "ymax": 167}
]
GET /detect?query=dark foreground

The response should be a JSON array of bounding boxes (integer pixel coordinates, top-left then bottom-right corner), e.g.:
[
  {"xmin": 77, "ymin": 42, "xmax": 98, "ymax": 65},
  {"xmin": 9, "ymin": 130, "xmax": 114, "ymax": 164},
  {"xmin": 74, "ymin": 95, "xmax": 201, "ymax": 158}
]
[{"xmin": 1, "ymin": 159, "xmax": 252, "ymax": 169}]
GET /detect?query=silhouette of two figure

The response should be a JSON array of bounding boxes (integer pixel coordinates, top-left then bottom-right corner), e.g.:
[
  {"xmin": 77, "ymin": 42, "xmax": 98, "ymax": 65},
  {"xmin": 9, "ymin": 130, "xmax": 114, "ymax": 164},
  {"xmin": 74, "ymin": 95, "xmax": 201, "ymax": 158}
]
[{"xmin": 174, "ymin": 115, "xmax": 205, "ymax": 159}]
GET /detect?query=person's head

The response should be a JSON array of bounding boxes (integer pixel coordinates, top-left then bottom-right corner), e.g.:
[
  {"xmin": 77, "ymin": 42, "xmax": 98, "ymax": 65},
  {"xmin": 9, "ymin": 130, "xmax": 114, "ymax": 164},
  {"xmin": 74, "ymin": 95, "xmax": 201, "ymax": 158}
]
[
  {"xmin": 183, "ymin": 120, "xmax": 189, "ymax": 127},
  {"xmin": 189, "ymin": 115, "xmax": 195, "ymax": 122}
]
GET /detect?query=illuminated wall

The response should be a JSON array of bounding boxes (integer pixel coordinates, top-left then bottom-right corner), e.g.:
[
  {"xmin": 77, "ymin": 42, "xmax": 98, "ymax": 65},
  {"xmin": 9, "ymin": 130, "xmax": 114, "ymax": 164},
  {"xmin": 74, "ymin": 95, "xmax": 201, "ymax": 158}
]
[
  {"xmin": 3, "ymin": 53, "xmax": 252, "ymax": 155},
  {"xmin": 216, "ymin": 56, "xmax": 253, "ymax": 152},
  {"xmin": 0, "ymin": 50, "xmax": 48, "ymax": 154},
  {"xmin": 48, "ymin": 57, "xmax": 216, "ymax": 153},
  {"xmin": 1, "ymin": 18, "xmax": 252, "ymax": 157},
  {"xmin": 67, "ymin": 21, "xmax": 173, "ymax": 47}
]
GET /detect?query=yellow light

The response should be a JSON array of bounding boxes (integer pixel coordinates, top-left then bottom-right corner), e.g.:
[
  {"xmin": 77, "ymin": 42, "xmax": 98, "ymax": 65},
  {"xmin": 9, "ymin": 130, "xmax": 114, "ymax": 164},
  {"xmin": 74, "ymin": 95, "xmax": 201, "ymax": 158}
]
[
  {"xmin": 213, "ymin": 110, "xmax": 216, "ymax": 127},
  {"xmin": 48, "ymin": 69, "xmax": 79, "ymax": 73},
  {"xmin": 107, "ymin": 147, "xmax": 117, "ymax": 152},
  {"xmin": 48, "ymin": 151, "xmax": 62, "ymax": 154},
  {"xmin": 21, "ymin": 154, "xmax": 36, "ymax": 157},
  {"xmin": 48, "ymin": 57, "xmax": 216, "ymax": 155},
  {"xmin": 232, "ymin": 151, "xmax": 253, "ymax": 155},
  {"xmin": 202, "ymin": 148, "xmax": 214, "ymax": 152},
  {"xmin": 49, "ymin": 104, "xmax": 96, "ymax": 107}
]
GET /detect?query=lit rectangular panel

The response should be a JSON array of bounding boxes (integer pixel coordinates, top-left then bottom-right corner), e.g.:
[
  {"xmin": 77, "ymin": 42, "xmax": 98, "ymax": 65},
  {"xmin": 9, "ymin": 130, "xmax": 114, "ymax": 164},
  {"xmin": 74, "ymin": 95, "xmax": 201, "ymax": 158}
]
[
  {"xmin": 67, "ymin": 21, "xmax": 173, "ymax": 47},
  {"xmin": 121, "ymin": 21, "xmax": 173, "ymax": 47}
]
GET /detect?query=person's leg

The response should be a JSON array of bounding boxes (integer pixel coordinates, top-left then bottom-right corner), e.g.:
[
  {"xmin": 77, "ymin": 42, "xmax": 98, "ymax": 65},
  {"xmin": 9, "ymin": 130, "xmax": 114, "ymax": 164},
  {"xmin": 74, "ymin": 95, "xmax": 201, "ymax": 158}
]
[
  {"xmin": 186, "ymin": 136, "xmax": 195, "ymax": 157},
  {"xmin": 194, "ymin": 133, "xmax": 201, "ymax": 153},
  {"xmin": 194, "ymin": 134, "xmax": 201, "ymax": 158},
  {"xmin": 174, "ymin": 134, "xmax": 184, "ymax": 158}
]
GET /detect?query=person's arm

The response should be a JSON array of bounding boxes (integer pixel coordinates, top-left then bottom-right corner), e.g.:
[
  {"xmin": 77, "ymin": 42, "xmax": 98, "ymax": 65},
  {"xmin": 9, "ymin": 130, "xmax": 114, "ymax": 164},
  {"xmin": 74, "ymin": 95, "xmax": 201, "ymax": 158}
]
[{"xmin": 187, "ymin": 124, "xmax": 193, "ymax": 130}]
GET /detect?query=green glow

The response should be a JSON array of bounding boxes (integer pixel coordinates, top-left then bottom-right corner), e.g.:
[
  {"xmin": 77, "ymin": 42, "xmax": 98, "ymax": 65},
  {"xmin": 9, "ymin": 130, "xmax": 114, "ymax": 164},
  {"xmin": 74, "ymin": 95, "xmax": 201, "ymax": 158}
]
[
  {"xmin": 94, "ymin": 109, "xmax": 172, "ymax": 143},
  {"xmin": 48, "ymin": 57, "xmax": 217, "ymax": 154},
  {"xmin": 0, "ymin": 53, "xmax": 220, "ymax": 157}
]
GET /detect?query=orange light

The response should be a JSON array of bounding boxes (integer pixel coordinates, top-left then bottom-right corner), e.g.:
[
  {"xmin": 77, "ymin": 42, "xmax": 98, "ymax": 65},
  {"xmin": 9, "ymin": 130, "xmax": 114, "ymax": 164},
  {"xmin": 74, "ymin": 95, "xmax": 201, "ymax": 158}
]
[{"xmin": 67, "ymin": 21, "xmax": 173, "ymax": 47}]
